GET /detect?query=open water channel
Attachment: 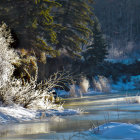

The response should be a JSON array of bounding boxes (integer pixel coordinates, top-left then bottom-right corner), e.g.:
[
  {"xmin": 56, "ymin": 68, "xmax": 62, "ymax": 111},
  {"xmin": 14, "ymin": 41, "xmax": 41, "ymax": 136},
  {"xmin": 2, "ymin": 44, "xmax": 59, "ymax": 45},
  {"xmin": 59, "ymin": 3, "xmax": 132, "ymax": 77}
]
[{"xmin": 0, "ymin": 90, "xmax": 140, "ymax": 140}]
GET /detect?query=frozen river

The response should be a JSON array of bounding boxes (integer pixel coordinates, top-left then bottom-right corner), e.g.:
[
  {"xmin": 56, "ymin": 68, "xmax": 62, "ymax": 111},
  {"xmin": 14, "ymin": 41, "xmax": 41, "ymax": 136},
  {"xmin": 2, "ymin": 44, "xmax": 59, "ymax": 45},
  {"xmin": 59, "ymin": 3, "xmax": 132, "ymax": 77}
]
[{"xmin": 0, "ymin": 90, "xmax": 140, "ymax": 140}]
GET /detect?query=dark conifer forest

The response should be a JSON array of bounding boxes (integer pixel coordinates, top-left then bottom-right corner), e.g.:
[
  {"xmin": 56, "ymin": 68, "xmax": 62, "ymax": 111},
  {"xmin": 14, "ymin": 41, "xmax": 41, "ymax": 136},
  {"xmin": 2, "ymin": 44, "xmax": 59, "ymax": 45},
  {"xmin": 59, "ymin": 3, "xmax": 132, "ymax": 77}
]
[
  {"xmin": 0, "ymin": 0, "xmax": 139, "ymax": 86},
  {"xmin": 0, "ymin": 0, "xmax": 140, "ymax": 99}
]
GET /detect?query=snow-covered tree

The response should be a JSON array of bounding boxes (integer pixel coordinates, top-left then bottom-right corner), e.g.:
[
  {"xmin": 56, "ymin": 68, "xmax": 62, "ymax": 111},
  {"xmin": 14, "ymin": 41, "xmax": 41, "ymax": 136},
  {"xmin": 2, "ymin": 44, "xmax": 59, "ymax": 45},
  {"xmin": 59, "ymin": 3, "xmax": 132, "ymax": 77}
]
[
  {"xmin": 0, "ymin": 23, "xmax": 18, "ymax": 88},
  {"xmin": 0, "ymin": 23, "xmax": 72, "ymax": 110}
]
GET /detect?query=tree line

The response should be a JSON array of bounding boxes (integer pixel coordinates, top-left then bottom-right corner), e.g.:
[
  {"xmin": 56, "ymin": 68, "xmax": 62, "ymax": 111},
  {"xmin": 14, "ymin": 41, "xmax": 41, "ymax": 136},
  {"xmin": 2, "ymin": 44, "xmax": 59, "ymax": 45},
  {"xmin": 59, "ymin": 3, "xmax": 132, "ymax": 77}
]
[
  {"xmin": 94, "ymin": 0, "xmax": 140, "ymax": 59},
  {"xmin": 0, "ymin": 0, "xmax": 108, "ymax": 80}
]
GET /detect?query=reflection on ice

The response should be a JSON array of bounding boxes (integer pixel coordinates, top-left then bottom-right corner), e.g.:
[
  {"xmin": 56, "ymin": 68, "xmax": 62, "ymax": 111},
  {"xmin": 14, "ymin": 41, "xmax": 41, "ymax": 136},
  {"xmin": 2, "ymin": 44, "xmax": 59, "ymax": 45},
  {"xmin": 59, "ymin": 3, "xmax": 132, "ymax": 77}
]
[{"xmin": 0, "ymin": 117, "xmax": 66, "ymax": 138}]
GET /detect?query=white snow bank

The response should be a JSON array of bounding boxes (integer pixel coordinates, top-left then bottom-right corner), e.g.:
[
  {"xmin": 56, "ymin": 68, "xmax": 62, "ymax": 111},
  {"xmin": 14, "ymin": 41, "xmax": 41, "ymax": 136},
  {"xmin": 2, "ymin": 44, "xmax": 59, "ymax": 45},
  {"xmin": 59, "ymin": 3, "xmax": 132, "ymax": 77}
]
[
  {"xmin": 92, "ymin": 122, "xmax": 140, "ymax": 139},
  {"xmin": 0, "ymin": 105, "xmax": 36, "ymax": 124},
  {"xmin": 0, "ymin": 105, "xmax": 80, "ymax": 124}
]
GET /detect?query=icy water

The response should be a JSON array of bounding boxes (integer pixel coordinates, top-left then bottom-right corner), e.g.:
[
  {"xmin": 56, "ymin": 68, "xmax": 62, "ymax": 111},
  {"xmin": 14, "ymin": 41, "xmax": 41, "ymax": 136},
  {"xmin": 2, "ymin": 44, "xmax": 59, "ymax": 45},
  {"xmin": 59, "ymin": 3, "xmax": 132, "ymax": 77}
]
[{"xmin": 0, "ymin": 90, "xmax": 140, "ymax": 140}]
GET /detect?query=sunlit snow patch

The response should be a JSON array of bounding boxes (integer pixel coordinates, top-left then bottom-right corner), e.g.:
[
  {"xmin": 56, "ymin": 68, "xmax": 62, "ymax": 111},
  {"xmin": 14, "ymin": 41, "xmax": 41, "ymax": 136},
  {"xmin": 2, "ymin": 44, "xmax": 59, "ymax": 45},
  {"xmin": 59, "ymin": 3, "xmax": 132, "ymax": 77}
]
[
  {"xmin": 0, "ymin": 105, "xmax": 80, "ymax": 124},
  {"xmin": 92, "ymin": 122, "xmax": 140, "ymax": 139}
]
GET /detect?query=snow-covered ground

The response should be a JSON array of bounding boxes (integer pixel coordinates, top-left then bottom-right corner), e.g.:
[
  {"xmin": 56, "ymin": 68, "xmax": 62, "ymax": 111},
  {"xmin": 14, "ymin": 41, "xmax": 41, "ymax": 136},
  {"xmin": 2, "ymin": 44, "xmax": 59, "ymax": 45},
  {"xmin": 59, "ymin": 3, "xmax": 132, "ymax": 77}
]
[
  {"xmin": 112, "ymin": 75, "xmax": 140, "ymax": 90},
  {"xmin": 92, "ymin": 122, "xmax": 140, "ymax": 139},
  {"xmin": 105, "ymin": 58, "xmax": 140, "ymax": 65},
  {"xmin": 0, "ymin": 105, "xmax": 80, "ymax": 124}
]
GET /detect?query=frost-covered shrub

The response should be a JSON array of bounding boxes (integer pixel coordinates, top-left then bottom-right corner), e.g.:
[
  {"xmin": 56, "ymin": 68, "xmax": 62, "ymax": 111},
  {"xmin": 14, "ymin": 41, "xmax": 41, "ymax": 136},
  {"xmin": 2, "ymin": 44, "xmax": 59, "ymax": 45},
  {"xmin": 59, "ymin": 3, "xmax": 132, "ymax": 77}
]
[
  {"xmin": 0, "ymin": 71, "xmax": 72, "ymax": 109},
  {"xmin": 69, "ymin": 77, "xmax": 90, "ymax": 97},
  {"xmin": 0, "ymin": 23, "xmax": 72, "ymax": 109},
  {"xmin": 0, "ymin": 78, "xmax": 62, "ymax": 109},
  {"xmin": 69, "ymin": 81, "xmax": 81, "ymax": 97},
  {"xmin": 13, "ymin": 49, "xmax": 38, "ymax": 84},
  {"xmin": 79, "ymin": 77, "xmax": 89, "ymax": 93},
  {"xmin": 0, "ymin": 23, "xmax": 18, "ymax": 88},
  {"xmin": 93, "ymin": 76, "xmax": 111, "ymax": 92},
  {"xmin": 69, "ymin": 84, "xmax": 76, "ymax": 97}
]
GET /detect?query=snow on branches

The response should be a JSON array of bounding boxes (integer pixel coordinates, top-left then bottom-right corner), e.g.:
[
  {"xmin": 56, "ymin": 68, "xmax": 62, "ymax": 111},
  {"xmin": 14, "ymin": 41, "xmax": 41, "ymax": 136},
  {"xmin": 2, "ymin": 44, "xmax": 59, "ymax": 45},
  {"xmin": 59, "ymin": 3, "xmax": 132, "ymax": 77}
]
[
  {"xmin": 0, "ymin": 71, "xmax": 72, "ymax": 109},
  {"xmin": 0, "ymin": 23, "xmax": 73, "ymax": 109},
  {"xmin": 0, "ymin": 23, "xmax": 18, "ymax": 88}
]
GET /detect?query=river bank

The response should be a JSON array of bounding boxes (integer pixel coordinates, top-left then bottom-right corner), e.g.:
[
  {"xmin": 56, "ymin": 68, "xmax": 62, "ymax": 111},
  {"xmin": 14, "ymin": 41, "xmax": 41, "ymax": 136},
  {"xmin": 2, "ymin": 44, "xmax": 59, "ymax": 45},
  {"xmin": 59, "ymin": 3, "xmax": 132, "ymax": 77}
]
[{"xmin": 0, "ymin": 90, "xmax": 140, "ymax": 139}]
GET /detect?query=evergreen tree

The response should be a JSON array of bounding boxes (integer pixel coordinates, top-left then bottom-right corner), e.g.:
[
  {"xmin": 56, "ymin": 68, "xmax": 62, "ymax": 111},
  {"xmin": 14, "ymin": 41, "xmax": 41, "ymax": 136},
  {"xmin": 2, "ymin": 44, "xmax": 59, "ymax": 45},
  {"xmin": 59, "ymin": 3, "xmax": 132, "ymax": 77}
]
[
  {"xmin": 0, "ymin": 0, "xmax": 61, "ymax": 57},
  {"xmin": 83, "ymin": 17, "xmax": 108, "ymax": 65},
  {"xmin": 0, "ymin": 0, "xmax": 95, "ymax": 58},
  {"xmin": 54, "ymin": 0, "xmax": 94, "ymax": 57}
]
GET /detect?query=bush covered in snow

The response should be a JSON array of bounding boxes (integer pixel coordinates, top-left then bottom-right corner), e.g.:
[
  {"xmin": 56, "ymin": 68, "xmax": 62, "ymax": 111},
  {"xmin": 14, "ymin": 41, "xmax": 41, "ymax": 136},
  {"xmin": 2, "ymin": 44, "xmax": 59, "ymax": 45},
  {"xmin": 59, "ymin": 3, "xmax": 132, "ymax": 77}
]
[
  {"xmin": 0, "ymin": 23, "xmax": 73, "ymax": 110},
  {"xmin": 0, "ymin": 23, "xmax": 18, "ymax": 88},
  {"xmin": 69, "ymin": 77, "xmax": 90, "ymax": 97},
  {"xmin": 79, "ymin": 77, "xmax": 89, "ymax": 93},
  {"xmin": 0, "ymin": 69, "xmax": 72, "ymax": 109},
  {"xmin": 69, "ymin": 83, "xmax": 77, "ymax": 97},
  {"xmin": 93, "ymin": 76, "xmax": 111, "ymax": 92}
]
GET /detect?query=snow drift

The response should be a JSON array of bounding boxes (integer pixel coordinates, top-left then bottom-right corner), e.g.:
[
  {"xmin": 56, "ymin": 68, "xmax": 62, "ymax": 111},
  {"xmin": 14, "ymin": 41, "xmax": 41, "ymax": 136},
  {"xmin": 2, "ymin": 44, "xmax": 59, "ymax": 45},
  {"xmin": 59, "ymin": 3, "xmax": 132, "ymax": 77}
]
[{"xmin": 92, "ymin": 122, "xmax": 140, "ymax": 139}]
